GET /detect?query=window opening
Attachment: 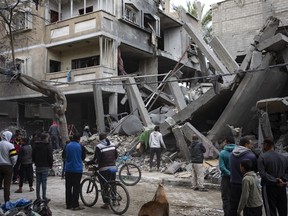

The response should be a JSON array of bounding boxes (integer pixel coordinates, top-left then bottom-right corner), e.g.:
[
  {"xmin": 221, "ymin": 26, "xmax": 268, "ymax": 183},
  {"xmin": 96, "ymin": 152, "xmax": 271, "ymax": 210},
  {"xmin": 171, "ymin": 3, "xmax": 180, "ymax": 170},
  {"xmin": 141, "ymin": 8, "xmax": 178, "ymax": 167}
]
[{"xmin": 71, "ymin": 56, "xmax": 100, "ymax": 69}]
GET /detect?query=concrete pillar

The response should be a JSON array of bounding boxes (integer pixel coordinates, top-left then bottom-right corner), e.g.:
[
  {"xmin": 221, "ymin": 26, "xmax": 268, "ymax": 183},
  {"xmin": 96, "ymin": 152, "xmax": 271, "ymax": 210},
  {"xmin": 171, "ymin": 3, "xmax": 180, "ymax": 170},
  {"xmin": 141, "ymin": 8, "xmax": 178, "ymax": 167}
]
[
  {"xmin": 109, "ymin": 93, "xmax": 118, "ymax": 119},
  {"xmin": 172, "ymin": 125, "xmax": 190, "ymax": 161},
  {"xmin": 125, "ymin": 77, "xmax": 153, "ymax": 127},
  {"xmin": 209, "ymin": 36, "xmax": 239, "ymax": 73},
  {"xmin": 93, "ymin": 84, "xmax": 105, "ymax": 133},
  {"xmin": 167, "ymin": 76, "xmax": 186, "ymax": 111},
  {"xmin": 126, "ymin": 85, "xmax": 139, "ymax": 118}
]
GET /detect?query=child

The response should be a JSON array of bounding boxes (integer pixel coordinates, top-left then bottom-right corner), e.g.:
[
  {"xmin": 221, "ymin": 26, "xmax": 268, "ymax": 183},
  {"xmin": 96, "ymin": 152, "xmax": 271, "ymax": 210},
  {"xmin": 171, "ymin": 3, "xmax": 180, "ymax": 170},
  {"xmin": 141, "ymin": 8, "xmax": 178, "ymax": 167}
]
[{"xmin": 237, "ymin": 159, "xmax": 262, "ymax": 216}]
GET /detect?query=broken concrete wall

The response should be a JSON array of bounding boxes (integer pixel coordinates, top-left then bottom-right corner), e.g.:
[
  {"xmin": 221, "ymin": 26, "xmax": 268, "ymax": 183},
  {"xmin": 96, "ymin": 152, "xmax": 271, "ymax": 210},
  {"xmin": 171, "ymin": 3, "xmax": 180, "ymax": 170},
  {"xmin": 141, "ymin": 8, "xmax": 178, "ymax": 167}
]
[{"xmin": 212, "ymin": 0, "xmax": 288, "ymax": 58}]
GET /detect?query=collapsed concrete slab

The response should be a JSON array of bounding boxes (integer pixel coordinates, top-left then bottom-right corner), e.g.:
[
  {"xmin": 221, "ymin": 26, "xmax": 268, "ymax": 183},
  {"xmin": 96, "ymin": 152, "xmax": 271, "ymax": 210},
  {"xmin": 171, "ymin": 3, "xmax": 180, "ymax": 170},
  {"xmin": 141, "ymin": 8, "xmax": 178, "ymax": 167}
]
[
  {"xmin": 209, "ymin": 36, "xmax": 239, "ymax": 73},
  {"xmin": 207, "ymin": 52, "xmax": 288, "ymax": 142},
  {"xmin": 256, "ymin": 33, "xmax": 288, "ymax": 52}
]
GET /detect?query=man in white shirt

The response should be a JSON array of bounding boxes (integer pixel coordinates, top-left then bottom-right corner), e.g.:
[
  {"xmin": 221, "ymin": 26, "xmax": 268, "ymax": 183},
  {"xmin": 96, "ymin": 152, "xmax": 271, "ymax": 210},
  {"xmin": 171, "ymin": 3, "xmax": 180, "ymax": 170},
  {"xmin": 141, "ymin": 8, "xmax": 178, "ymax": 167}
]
[{"xmin": 149, "ymin": 126, "xmax": 166, "ymax": 172}]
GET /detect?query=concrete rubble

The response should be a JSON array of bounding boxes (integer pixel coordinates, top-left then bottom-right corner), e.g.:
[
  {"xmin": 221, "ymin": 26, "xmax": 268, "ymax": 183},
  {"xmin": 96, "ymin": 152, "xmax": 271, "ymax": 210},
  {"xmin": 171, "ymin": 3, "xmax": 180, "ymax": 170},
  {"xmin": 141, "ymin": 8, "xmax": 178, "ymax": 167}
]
[{"xmin": 81, "ymin": 15, "xmax": 288, "ymax": 186}]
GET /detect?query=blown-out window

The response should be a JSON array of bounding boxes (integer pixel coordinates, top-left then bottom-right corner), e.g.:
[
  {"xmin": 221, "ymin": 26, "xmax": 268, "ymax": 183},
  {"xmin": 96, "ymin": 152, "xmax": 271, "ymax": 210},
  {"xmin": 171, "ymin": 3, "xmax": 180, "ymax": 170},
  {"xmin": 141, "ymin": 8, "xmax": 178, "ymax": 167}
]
[{"xmin": 71, "ymin": 56, "xmax": 100, "ymax": 69}]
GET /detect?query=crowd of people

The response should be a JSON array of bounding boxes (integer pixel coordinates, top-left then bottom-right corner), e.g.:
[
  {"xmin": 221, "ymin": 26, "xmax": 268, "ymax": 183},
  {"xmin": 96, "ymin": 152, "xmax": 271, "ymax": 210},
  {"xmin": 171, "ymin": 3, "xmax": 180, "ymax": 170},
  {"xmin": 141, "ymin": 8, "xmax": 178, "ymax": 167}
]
[
  {"xmin": 0, "ymin": 121, "xmax": 287, "ymax": 215},
  {"xmin": 0, "ymin": 120, "xmax": 117, "ymax": 212},
  {"xmin": 218, "ymin": 136, "xmax": 288, "ymax": 216}
]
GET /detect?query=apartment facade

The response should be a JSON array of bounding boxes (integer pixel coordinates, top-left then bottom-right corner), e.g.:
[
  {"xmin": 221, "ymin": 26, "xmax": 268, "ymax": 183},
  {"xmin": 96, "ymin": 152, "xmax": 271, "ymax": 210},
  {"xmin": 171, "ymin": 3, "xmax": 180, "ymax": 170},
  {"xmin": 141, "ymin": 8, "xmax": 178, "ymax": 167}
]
[{"xmin": 0, "ymin": 0, "xmax": 198, "ymax": 133}]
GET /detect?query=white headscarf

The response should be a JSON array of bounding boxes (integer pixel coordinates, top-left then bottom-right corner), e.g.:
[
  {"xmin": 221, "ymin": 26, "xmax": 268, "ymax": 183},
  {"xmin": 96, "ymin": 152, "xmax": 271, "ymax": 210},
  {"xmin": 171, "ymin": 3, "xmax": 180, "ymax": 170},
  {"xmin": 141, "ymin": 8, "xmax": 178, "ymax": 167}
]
[{"xmin": 1, "ymin": 131, "xmax": 12, "ymax": 142}]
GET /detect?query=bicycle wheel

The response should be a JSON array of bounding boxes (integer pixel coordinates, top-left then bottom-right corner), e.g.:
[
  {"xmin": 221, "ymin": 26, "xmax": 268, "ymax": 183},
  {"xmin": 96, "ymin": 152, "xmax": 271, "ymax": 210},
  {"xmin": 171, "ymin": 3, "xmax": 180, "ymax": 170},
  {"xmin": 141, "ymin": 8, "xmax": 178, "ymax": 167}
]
[
  {"xmin": 119, "ymin": 163, "xmax": 142, "ymax": 186},
  {"xmin": 108, "ymin": 182, "xmax": 130, "ymax": 215},
  {"xmin": 80, "ymin": 178, "xmax": 99, "ymax": 207}
]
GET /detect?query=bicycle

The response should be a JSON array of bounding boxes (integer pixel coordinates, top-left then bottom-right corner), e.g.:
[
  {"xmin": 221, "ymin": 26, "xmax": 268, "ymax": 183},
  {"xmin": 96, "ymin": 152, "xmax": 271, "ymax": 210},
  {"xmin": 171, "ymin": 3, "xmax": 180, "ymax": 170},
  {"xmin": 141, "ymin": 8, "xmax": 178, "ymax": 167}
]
[
  {"xmin": 117, "ymin": 151, "xmax": 142, "ymax": 186},
  {"xmin": 80, "ymin": 165, "xmax": 130, "ymax": 215}
]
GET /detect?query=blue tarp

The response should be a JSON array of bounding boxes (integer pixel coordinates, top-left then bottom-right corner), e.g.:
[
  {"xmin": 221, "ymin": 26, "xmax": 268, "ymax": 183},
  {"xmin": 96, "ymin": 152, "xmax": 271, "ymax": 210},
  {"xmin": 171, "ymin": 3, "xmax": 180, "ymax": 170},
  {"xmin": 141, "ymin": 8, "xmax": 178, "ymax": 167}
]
[{"xmin": 1, "ymin": 198, "xmax": 32, "ymax": 212}]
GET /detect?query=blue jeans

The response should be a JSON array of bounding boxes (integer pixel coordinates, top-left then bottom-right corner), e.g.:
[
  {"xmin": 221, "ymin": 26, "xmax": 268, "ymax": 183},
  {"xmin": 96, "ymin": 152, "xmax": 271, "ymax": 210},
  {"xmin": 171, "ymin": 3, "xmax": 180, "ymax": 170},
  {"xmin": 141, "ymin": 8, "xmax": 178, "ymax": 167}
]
[{"xmin": 36, "ymin": 167, "xmax": 49, "ymax": 200}]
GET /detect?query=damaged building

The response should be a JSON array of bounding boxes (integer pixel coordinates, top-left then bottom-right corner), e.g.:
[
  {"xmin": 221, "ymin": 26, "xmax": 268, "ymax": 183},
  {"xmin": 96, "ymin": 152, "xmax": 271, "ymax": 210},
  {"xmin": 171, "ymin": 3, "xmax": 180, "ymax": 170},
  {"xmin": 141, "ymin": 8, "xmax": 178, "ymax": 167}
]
[
  {"xmin": 1, "ymin": 0, "xmax": 288, "ymax": 157},
  {"xmin": 0, "ymin": 0, "xmax": 200, "ymax": 134}
]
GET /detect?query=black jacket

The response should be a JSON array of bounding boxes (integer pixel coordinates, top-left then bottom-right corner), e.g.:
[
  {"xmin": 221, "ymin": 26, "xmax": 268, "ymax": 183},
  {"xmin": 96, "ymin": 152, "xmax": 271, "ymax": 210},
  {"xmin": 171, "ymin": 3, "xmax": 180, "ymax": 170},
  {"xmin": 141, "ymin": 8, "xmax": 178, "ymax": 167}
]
[
  {"xmin": 32, "ymin": 141, "xmax": 53, "ymax": 168},
  {"xmin": 189, "ymin": 140, "xmax": 206, "ymax": 163}
]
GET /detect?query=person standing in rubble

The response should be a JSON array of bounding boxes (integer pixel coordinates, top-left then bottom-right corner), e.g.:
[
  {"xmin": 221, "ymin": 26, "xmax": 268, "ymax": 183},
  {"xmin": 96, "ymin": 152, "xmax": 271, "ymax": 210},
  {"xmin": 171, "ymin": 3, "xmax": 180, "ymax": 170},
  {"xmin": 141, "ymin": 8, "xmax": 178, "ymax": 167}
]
[
  {"xmin": 258, "ymin": 139, "xmax": 288, "ymax": 216},
  {"xmin": 0, "ymin": 131, "xmax": 18, "ymax": 203},
  {"xmin": 229, "ymin": 136, "xmax": 258, "ymax": 216},
  {"xmin": 82, "ymin": 125, "xmax": 92, "ymax": 138},
  {"xmin": 15, "ymin": 137, "xmax": 34, "ymax": 193},
  {"xmin": 49, "ymin": 121, "xmax": 60, "ymax": 149},
  {"xmin": 189, "ymin": 134, "xmax": 208, "ymax": 191},
  {"xmin": 219, "ymin": 136, "xmax": 236, "ymax": 216},
  {"xmin": 32, "ymin": 132, "xmax": 53, "ymax": 201},
  {"xmin": 149, "ymin": 126, "xmax": 166, "ymax": 172}
]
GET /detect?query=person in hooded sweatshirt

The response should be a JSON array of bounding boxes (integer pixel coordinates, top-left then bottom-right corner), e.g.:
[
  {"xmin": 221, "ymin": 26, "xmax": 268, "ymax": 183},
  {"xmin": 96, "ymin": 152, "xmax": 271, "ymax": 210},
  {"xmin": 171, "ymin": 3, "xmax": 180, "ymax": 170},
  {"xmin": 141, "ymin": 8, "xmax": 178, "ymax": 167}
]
[
  {"xmin": 149, "ymin": 126, "xmax": 166, "ymax": 172},
  {"xmin": 229, "ymin": 136, "xmax": 258, "ymax": 216},
  {"xmin": 237, "ymin": 159, "xmax": 262, "ymax": 216},
  {"xmin": 219, "ymin": 136, "xmax": 236, "ymax": 216},
  {"xmin": 32, "ymin": 132, "xmax": 53, "ymax": 201},
  {"xmin": 86, "ymin": 133, "xmax": 117, "ymax": 210},
  {"xmin": 189, "ymin": 134, "xmax": 207, "ymax": 191},
  {"xmin": 0, "ymin": 131, "xmax": 18, "ymax": 202}
]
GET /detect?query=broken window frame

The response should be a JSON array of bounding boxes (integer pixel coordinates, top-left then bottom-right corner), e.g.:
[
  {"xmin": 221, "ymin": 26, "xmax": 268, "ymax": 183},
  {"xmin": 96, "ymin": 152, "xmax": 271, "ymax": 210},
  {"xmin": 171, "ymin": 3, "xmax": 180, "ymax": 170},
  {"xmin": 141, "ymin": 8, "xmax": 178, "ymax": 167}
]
[
  {"xmin": 124, "ymin": 3, "xmax": 139, "ymax": 25},
  {"xmin": 8, "ymin": 9, "xmax": 33, "ymax": 32},
  {"xmin": 49, "ymin": 60, "xmax": 61, "ymax": 73},
  {"xmin": 79, "ymin": 6, "xmax": 93, "ymax": 15},
  {"xmin": 71, "ymin": 56, "xmax": 100, "ymax": 70}
]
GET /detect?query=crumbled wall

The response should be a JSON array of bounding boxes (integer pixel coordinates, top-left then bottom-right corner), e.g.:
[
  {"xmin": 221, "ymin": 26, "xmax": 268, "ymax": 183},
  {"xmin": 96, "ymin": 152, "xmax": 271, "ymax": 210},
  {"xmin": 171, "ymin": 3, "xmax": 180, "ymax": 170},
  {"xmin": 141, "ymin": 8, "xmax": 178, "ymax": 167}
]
[{"xmin": 212, "ymin": 0, "xmax": 288, "ymax": 58}]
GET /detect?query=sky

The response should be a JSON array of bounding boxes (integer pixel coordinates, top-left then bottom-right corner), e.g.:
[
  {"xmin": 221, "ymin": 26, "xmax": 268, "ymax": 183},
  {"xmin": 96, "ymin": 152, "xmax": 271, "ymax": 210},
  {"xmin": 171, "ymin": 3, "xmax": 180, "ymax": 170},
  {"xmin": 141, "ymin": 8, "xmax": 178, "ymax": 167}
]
[{"xmin": 170, "ymin": 0, "xmax": 222, "ymax": 13}]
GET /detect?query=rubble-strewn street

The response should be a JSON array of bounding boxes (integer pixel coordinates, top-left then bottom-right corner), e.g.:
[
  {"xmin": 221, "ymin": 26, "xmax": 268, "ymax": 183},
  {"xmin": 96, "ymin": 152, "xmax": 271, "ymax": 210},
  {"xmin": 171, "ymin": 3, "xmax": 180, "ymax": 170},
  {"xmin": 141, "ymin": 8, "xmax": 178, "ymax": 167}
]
[{"xmin": 0, "ymin": 172, "xmax": 223, "ymax": 216}]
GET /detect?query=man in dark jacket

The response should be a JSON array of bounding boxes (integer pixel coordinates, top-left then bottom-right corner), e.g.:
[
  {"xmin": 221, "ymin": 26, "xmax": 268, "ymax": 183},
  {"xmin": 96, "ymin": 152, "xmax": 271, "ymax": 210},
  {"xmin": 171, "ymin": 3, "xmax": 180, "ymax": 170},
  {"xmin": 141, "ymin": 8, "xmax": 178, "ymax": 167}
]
[
  {"xmin": 258, "ymin": 139, "xmax": 288, "ymax": 216},
  {"xmin": 219, "ymin": 136, "xmax": 236, "ymax": 216},
  {"xmin": 15, "ymin": 138, "xmax": 34, "ymax": 193},
  {"xmin": 189, "ymin": 134, "xmax": 207, "ymax": 191},
  {"xmin": 87, "ymin": 133, "xmax": 118, "ymax": 209},
  {"xmin": 62, "ymin": 133, "xmax": 86, "ymax": 211},
  {"xmin": 32, "ymin": 132, "xmax": 53, "ymax": 201},
  {"xmin": 229, "ymin": 136, "xmax": 257, "ymax": 216}
]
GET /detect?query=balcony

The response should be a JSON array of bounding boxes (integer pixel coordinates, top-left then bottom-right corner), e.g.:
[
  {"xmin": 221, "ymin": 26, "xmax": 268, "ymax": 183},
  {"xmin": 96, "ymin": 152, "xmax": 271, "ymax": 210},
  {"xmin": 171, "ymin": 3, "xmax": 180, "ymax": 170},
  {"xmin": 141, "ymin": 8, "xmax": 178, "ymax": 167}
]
[
  {"xmin": 45, "ymin": 11, "xmax": 115, "ymax": 45},
  {"xmin": 45, "ymin": 66, "xmax": 116, "ymax": 91}
]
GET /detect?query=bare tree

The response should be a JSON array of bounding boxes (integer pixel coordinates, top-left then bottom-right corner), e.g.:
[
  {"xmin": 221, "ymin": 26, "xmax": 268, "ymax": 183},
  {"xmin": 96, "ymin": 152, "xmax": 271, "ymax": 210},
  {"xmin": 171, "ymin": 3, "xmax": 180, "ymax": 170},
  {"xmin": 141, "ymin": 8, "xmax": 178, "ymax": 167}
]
[{"xmin": 0, "ymin": 0, "xmax": 69, "ymax": 142}]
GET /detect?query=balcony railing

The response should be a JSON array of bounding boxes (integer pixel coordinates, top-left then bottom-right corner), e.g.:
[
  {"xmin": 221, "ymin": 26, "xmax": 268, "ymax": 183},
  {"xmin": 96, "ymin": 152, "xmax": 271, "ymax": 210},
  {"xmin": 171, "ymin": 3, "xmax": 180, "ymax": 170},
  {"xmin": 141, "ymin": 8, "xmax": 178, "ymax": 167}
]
[
  {"xmin": 45, "ymin": 66, "xmax": 116, "ymax": 89},
  {"xmin": 45, "ymin": 11, "xmax": 115, "ymax": 44}
]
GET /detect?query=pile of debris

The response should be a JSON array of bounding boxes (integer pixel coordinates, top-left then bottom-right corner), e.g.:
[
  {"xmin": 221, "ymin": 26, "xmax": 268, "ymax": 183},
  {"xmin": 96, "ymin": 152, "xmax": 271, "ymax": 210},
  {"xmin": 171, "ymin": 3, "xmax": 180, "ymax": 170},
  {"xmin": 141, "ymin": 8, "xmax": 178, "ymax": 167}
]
[{"xmin": 51, "ymin": 133, "xmax": 221, "ymax": 185}]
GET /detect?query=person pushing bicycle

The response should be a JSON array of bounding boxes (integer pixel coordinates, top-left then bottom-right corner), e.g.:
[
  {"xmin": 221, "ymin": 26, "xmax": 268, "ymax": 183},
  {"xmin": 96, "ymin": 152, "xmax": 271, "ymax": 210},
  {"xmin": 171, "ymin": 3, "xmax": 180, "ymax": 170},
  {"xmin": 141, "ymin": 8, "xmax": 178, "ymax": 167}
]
[{"xmin": 86, "ymin": 133, "xmax": 118, "ymax": 210}]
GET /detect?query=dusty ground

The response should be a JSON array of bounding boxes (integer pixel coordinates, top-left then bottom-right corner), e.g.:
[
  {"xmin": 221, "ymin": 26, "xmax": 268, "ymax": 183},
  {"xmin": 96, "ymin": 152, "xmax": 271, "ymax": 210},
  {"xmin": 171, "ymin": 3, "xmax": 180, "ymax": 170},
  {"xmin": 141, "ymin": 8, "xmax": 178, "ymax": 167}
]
[{"xmin": 0, "ymin": 173, "xmax": 224, "ymax": 216}]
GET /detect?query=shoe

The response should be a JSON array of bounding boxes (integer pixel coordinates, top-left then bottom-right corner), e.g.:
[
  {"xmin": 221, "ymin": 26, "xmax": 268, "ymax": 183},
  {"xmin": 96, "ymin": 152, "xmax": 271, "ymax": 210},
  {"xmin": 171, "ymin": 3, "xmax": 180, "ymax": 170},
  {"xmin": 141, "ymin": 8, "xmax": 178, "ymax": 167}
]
[
  {"xmin": 100, "ymin": 203, "xmax": 109, "ymax": 209},
  {"xmin": 66, "ymin": 206, "xmax": 72, "ymax": 210},
  {"xmin": 73, "ymin": 206, "xmax": 85, "ymax": 210},
  {"xmin": 199, "ymin": 188, "xmax": 208, "ymax": 192},
  {"xmin": 43, "ymin": 198, "xmax": 51, "ymax": 203},
  {"xmin": 192, "ymin": 187, "xmax": 199, "ymax": 191},
  {"xmin": 149, "ymin": 168, "xmax": 152, "ymax": 172},
  {"xmin": 29, "ymin": 188, "xmax": 34, "ymax": 192},
  {"xmin": 15, "ymin": 189, "xmax": 22, "ymax": 193}
]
